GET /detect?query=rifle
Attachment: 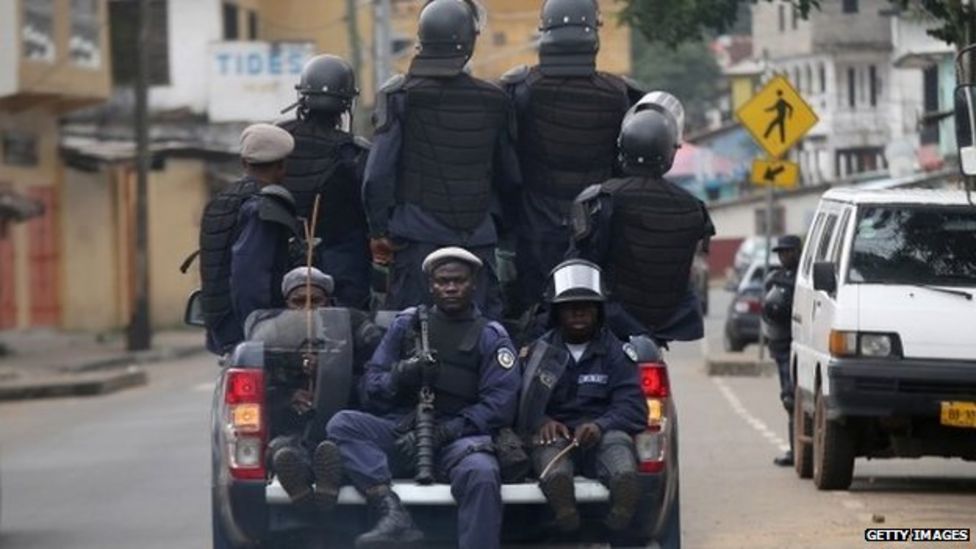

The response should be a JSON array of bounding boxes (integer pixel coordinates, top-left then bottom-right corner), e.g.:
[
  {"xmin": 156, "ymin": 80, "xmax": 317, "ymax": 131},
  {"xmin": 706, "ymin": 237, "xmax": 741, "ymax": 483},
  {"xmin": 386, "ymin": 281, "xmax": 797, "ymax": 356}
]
[{"xmin": 413, "ymin": 306, "xmax": 438, "ymax": 485}]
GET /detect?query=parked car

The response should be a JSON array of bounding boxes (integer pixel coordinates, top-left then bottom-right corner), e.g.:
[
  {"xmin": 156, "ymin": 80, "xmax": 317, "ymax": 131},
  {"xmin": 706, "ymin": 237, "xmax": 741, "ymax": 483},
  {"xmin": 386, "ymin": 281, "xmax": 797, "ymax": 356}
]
[
  {"xmin": 723, "ymin": 257, "xmax": 780, "ymax": 352},
  {"xmin": 792, "ymin": 188, "xmax": 976, "ymax": 490},
  {"xmin": 187, "ymin": 298, "xmax": 682, "ymax": 548}
]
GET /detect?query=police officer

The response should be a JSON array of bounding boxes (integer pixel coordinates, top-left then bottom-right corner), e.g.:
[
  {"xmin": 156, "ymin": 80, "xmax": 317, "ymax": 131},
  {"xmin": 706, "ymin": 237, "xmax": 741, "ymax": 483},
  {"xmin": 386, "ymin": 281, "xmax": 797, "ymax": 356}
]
[
  {"xmin": 762, "ymin": 235, "xmax": 801, "ymax": 467},
  {"xmin": 571, "ymin": 92, "xmax": 715, "ymax": 343},
  {"xmin": 499, "ymin": 0, "xmax": 641, "ymax": 314},
  {"xmin": 363, "ymin": 0, "xmax": 521, "ymax": 320},
  {"xmin": 324, "ymin": 247, "xmax": 520, "ymax": 549},
  {"xmin": 263, "ymin": 266, "xmax": 384, "ymax": 511},
  {"xmin": 279, "ymin": 54, "xmax": 373, "ymax": 309},
  {"xmin": 224, "ymin": 124, "xmax": 304, "ymax": 348},
  {"xmin": 521, "ymin": 259, "xmax": 646, "ymax": 533}
]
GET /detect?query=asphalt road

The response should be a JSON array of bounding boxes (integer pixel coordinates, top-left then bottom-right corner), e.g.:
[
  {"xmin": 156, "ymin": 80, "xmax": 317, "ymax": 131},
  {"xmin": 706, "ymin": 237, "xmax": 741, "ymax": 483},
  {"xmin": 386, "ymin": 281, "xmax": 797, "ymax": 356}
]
[{"xmin": 0, "ymin": 293, "xmax": 974, "ymax": 548}]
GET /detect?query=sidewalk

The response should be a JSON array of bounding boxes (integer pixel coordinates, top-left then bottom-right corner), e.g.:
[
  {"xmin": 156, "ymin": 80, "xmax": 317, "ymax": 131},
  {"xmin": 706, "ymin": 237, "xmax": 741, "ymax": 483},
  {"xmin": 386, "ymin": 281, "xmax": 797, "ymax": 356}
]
[{"xmin": 0, "ymin": 329, "xmax": 207, "ymax": 401}]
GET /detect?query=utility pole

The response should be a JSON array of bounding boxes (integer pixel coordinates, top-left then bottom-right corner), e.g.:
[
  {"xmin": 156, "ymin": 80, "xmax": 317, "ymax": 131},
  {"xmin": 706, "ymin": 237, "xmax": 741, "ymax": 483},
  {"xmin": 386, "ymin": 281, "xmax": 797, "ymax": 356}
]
[
  {"xmin": 128, "ymin": 0, "xmax": 152, "ymax": 351},
  {"xmin": 373, "ymin": 0, "xmax": 393, "ymax": 94},
  {"xmin": 346, "ymin": 0, "xmax": 363, "ymax": 90},
  {"xmin": 760, "ymin": 51, "xmax": 773, "ymax": 363}
]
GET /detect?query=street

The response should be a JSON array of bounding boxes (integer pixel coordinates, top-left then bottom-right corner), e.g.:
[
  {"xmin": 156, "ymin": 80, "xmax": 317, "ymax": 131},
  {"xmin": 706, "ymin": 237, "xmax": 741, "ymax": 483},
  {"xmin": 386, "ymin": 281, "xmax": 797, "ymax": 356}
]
[{"xmin": 1, "ymin": 290, "xmax": 974, "ymax": 548}]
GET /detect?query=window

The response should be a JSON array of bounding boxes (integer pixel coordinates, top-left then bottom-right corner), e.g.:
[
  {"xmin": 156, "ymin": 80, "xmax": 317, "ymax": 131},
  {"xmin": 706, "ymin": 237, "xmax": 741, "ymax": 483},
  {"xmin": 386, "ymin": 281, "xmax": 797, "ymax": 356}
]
[
  {"xmin": 816, "ymin": 214, "xmax": 838, "ymax": 263},
  {"xmin": 802, "ymin": 213, "xmax": 826, "ymax": 277},
  {"xmin": 805, "ymin": 66, "xmax": 813, "ymax": 94},
  {"xmin": 247, "ymin": 10, "xmax": 258, "ymax": 40},
  {"xmin": 2, "ymin": 132, "xmax": 39, "ymax": 167},
  {"xmin": 23, "ymin": 0, "xmax": 55, "ymax": 61},
  {"xmin": 70, "ymin": 0, "xmax": 101, "ymax": 68},
  {"xmin": 778, "ymin": 5, "xmax": 785, "ymax": 32},
  {"xmin": 869, "ymin": 65, "xmax": 878, "ymax": 107},
  {"xmin": 819, "ymin": 63, "xmax": 826, "ymax": 93},
  {"xmin": 831, "ymin": 209, "xmax": 852, "ymax": 271},
  {"xmin": 223, "ymin": 2, "xmax": 239, "ymax": 40},
  {"xmin": 847, "ymin": 67, "xmax": 856, "ymax": 108},
  {"xmin": 842, "ymin": 0, "xmax": 859, "ymax": 14},
  {"xmin": 792, "ymin": 7, "xmax": 798, "ymax": 30}
]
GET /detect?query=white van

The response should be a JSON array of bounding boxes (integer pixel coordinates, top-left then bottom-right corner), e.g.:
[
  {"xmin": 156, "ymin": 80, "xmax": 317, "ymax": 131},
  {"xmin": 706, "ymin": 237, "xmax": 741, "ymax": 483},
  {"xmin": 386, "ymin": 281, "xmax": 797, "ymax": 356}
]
[{"xmin": 791, "ymin": 188, "xmax": 976, "ymax": 490}]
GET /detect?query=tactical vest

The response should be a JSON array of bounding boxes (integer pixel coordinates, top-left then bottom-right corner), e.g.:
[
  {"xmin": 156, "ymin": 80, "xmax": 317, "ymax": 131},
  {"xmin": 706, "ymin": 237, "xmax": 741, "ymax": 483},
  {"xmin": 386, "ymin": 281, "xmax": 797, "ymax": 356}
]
[
  {"xmin": 198, "ymin": 178, "xmax": 261, "ymax": 330},
  {"xmin": 763, "ymin": 267, "xmax": 796, "ymax": 345},
  {"xmin": 520, "ymin": 69, "xmax": 629, "ymax": 203},
  {"xmin": 420, "ymin": 308, "xmax": 487, "ymax": 416},
  {"xmin": 395, "ymin": 75, "xmax": 509, "ymax": 232},
  {"xmin": 278, "ymin": 119, "xmax": 367, "ymax": 244},
  {"xmin": 604, "ymin": 177, "xmax": 706, "ymax": 332}
]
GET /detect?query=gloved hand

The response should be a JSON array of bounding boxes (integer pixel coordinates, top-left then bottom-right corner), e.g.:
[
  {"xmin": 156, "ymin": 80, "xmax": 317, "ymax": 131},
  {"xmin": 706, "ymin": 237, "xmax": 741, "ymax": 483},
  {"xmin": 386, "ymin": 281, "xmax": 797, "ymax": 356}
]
[
  {"xmin": 390, "ymin": 352, "xmax": 438, "ymax": 391},
  {"xmin": 394, "ymin": 422, "xmax": 459, "ymax": 465},
  {"xmin": 574, "ymin": 422, "xmax": 602, "ymax": 449},
  {"xmin": 370, "ymin": 237, "xmax": 395, "ymax": 266}
]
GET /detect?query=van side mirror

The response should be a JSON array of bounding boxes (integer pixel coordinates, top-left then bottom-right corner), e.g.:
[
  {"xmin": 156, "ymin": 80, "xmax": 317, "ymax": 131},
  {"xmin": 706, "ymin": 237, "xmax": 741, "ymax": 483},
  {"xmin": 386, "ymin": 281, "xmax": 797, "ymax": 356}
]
[
  {"xmin": 812, "ymin": 262, "xmax": 837, "ymax": 294},
  {"xmin": 184, "ymin": 289, "xmax": 205, "ymax": 328},
  {"xmin": 954, "ymin": 85, "xmax": 976, "ymax": 176}
]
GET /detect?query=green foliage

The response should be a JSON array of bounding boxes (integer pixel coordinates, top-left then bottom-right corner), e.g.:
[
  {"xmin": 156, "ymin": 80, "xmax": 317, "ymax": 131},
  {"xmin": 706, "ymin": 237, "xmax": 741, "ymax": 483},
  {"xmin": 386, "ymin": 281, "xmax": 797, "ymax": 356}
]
[{"xmin": 630, "ymin": 35, "xmax": 722, "ymax": 130}]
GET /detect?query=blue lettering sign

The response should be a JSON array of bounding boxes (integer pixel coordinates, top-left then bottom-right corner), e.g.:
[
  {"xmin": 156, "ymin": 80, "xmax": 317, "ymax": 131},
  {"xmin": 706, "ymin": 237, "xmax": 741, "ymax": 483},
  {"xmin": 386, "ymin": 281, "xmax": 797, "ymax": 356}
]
[
  {"xmin": 247, "ymin": 53, "xmax": 263, "ymax": 75},
  {"xmin": 268, "ymin": 52, "xmax": 282, "ymax": 75},
  {"xmin": 216, "ymin": 53, "xmax": 232, "ymax": 75}
]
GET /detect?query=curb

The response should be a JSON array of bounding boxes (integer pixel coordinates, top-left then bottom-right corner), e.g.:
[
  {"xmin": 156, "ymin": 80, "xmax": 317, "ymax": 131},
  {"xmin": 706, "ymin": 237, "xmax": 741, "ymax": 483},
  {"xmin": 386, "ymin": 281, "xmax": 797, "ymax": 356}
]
[
  {"xmin": 59, "ymin": 345, "xmax": 206, "ymax": 374},
  {"xmin": 0, "ymin": 366, "xmax": 148, "ymax": 401},
  {"xmin": 705, "ymin": 356, "xmax": 777, "ymax": 377}
]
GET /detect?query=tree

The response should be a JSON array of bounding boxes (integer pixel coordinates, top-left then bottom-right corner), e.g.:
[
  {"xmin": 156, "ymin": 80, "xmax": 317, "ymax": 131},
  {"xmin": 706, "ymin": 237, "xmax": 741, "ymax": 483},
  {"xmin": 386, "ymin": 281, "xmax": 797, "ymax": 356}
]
[
  {"xmin": 617, "ymin": 0, "xmax": 974, "ymax": 49},
  {"xmin": 631, "ymin": 36, "xmax": 722, "ymax": 130}
]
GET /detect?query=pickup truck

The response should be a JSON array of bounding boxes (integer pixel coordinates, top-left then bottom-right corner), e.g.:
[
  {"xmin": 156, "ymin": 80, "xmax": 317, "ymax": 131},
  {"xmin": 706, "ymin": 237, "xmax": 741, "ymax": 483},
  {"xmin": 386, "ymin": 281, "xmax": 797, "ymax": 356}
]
[{"xmin": 188, "ymin": 297, "xmax": 680, "ymax": 548}]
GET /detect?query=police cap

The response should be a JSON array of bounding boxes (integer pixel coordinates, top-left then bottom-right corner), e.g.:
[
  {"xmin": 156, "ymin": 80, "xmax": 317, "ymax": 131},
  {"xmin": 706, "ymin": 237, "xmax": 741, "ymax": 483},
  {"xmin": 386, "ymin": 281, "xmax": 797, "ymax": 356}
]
[
  {"xmin": 772, "ymin": 235, "xmax": 802, "ymax": 252},
  {"xmin": 281, "ymin": 266, "xmax": 335, "ymax": 298},
  {"xmin": 240, "ymin": 123, "xmax": 295, "ymax": 164},
  {"xmin": 422, "ymin": 246, "xmax": 483, "ymax": 275}
]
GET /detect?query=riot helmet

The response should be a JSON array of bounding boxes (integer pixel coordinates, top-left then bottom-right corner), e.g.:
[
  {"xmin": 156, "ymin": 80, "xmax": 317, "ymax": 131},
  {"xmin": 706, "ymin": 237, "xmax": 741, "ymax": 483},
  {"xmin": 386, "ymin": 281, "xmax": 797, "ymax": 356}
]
[
  {"xmin": 294, "ymin": 54, "xmax": 358, "ymax": 115},
  {"xmin": 410, "ymin": 0, "xmax": 484, "ymax": 77},
  {"xmin": 538, "ymin": 0, "xmax": 601, "ymax": 76},
  {"xmin": 618, "ymin": 91, "xmax": 684, "ymax": 177},
  {"xmin": 546, "ymin": 259, "xmax": 607, "ymax": 304}
]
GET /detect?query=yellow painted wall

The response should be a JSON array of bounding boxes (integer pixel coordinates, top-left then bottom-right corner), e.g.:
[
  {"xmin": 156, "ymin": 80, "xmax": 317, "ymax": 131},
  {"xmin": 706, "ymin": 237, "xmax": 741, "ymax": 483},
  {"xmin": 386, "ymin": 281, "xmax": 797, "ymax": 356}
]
[
  {"xmin": 61, "ymin": 167, "xmax": 119, "ymax": 331},
  {"xmin": 147, "ymin": 158, "xmax": 207, "ymax": 329},
  {"xmin": 731, "ymin": 76, "xmax": 757, "ymax": 112}
]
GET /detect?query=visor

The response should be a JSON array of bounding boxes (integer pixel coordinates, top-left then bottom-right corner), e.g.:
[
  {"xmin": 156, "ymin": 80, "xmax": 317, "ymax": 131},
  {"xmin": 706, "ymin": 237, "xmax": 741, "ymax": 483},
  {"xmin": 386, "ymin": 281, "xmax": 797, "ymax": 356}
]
[
  {"xmin": 551, "ymin": 262, "xmax": 605, "ymax": 303},
  {"xmin": 631, "ymin": 91, "xmax": 686, "ymax": 142}
]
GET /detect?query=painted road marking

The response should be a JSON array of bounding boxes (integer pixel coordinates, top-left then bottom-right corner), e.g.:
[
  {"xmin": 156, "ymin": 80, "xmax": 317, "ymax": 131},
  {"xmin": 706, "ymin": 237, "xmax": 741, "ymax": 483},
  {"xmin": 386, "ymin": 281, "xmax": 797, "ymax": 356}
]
[{"xmin": 713, "ymin": 377, "xmax": 790, "ymax": 453}]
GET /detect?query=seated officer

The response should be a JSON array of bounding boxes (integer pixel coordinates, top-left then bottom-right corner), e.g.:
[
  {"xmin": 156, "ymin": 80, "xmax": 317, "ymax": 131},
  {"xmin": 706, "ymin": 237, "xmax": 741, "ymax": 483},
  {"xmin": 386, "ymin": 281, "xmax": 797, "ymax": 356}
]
[
  {"xmin": 325, "ymin": 247, "xmax": 520, "ymax": 549},
  {"xmin": 523, "ymin": 259, "xmax": 647, "ymax": 533},
  {"xmin": 261, "ymin": 266, "xmax": 383, "ymax": 511}
]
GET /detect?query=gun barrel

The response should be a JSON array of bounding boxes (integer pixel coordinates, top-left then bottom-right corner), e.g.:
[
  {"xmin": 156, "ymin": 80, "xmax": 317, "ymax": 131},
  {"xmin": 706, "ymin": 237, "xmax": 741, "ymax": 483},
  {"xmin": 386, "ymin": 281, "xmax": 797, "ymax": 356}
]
[{"xmin": 414, "ymin": 399, "xmax": 436, "ymax": 484}]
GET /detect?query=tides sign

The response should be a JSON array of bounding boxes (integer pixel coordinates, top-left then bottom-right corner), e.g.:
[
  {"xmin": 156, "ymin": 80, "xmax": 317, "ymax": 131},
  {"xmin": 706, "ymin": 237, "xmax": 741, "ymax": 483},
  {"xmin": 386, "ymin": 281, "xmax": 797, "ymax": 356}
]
[{"xmin": 208, "ymin": 41, "xmax": 314, "ymax": 123}]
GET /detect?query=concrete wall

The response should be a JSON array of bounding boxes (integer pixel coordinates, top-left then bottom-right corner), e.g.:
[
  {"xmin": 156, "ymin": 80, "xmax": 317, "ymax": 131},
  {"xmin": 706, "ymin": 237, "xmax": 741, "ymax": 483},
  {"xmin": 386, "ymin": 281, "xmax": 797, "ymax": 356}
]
[
  {"xmin": 61, "ymin": 167, "xmax": 120, "ymax": 331},
  {"xmin": 708, "ymin": 186, "xmax": 824, "ymax": 242},
  {"xmin": 752, "ymin": 2, "xmax": 813, "ymax": 60},
  {"xmin": 810, "ymin": 0, "xmax": 891, "ymax": 53}
]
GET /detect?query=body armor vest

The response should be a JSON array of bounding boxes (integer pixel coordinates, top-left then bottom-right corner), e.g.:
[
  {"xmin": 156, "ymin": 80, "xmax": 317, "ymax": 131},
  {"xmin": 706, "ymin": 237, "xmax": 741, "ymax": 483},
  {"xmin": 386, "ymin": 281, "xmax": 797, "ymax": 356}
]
[
  {"xmin": 763, "ymin": 267, "xmax": 796, "ymax": 345},
  {"xmin": 396, "ymin": 75, "xmax": 509, "ymax": 232},
  {"xmin": 423, "ymin": 309, "xmax": 486, "ymax": 415},
  {"xmin": 520, "ymin": 69, "xmax": 629, "ymax": 203},
  {"xmin": 278, "ymin": 119, "xmax": 367, "ymax": 244},
  {"xmin": 604, "ymin": 177, "xmax": 706, "ymax": 332},
  {"xmin": 198, "ymin": 178, "xmax": 260, "ymax": 330}
]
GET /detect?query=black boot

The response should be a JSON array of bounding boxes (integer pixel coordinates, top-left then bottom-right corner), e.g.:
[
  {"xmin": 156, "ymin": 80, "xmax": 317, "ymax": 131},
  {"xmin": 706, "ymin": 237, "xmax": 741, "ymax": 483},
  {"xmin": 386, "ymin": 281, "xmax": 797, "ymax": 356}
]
[
  {"xmin": 272, "ymin": 446, "xmax": 312, "ymax": 504},
  {"xmin": 540, "ymin": 472, "xmax": 580, "ymax": 533},
  {"xmin": 311, "ymin": 441, "xmax": 342, "ymax": 513},
  {"xmin": 773, "ymin": 450, "xmax": 794, "ymax": 467},
  {"xmin": 604, "ymin": 471, "xmax": 641, "ymax": 531},
  {"xmin": 354, "ymin": 485, "xmax": 424, "ymax": 549}
]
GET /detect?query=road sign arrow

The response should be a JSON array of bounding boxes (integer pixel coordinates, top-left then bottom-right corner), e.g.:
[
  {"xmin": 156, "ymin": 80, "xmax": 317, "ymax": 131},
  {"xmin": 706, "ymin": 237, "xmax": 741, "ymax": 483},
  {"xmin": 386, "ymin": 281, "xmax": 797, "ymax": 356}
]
[{"xmin": 764, "ymin": 165, "xmax": 786, "ymax": 182}]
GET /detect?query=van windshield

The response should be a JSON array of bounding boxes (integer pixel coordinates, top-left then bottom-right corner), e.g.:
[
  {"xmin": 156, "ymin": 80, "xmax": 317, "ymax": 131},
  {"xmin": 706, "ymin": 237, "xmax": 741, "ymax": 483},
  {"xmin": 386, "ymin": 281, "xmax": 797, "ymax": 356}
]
[{"xmin": 849, "ymin": 205, "xmax": 976, "ymax": 286}]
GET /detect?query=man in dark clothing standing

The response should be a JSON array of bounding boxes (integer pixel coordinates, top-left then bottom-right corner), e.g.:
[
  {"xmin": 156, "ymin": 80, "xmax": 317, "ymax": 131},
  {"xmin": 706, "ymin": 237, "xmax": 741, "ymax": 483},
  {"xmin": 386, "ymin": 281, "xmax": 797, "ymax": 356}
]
[
  {"xmin": 325, "ymin": 247, "xmax": 520, "ymax": 549},
  {"xmin": 499, "ymin": 0, "xmax": 640, "ymax": 313},
  {"xmin": 362, "ymin": 0, "xmax": 521, "ymax": 320},
  {"xmin": 763, "ymin": 235, "xmax": 801, "ymax": 466},
  {"xmin": 522, "ymin": 259, "xmax": 647, "ymax": 533},
  {"xmin": 571, "ymin": 92, "xmax": 715, "ymax": 343},
  {"xmin": 279, "ymin": 54, "xmax": 372, "ymax": 309}
]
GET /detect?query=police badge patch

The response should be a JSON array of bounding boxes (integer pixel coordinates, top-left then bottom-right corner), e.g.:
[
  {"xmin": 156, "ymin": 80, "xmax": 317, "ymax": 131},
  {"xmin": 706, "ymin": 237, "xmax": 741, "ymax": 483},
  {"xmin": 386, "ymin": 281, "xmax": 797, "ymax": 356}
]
[
  {"xmin": 497, "ymin": 348, "xmax": 516, "ymax": 369},
  {"xmin": 623, "ymin": 343, "xmax": 639, "ymax": 362}
]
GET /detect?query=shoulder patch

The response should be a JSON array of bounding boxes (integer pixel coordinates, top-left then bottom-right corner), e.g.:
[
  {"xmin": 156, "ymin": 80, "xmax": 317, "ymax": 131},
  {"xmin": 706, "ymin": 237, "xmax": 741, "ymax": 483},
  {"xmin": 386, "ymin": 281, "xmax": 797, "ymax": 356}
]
[
  {"xmin": 622, "ymin": 343, "xmax": 638, "ymax": 363},
  {"xmin": 499, "ymin": 64, "xmax": 530, "ymax": 85},
  {"xmin": 496, "ymin": 347, "xmax": 516, "ymax": 370}
]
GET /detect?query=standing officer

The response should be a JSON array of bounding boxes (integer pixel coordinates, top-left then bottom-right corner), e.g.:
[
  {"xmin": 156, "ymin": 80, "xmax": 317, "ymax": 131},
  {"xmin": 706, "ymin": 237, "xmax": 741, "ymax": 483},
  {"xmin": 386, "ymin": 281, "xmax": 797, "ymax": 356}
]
[
  {"xmin": 571, "ymin": 92, "xmax": 715, "ymax": 343},
  {"xmin": 363, "ymin": 0, "xmax": 521, "ymax": 320},
  {"xmin": 230, "ymin": 124, "xmax": 304, "ymax": 330},
  {"xmin": 499, "ymin": 0, "xmax": 641, "ymax": 313},
  {"xmin": 762, "ymin": 235, "xmax": 801, "ymax": 467},
  {"xmin": 279, "ymin": 54, "xmax": 373, "ymax": 309},
  {"xmin": 521, "ymin": 259, "xmax": 647, "ymax": 533},
  {"xmin": 324, "ymin": 247, "xmax": 520, "ymax": 549}
]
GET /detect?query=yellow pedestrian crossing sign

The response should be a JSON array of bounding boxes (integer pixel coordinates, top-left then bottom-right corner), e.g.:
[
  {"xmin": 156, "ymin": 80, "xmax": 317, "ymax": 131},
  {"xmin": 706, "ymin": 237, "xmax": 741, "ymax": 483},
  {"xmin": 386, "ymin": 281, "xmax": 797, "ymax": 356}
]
[
  {"xmin": 751, "ymin": 159, "xmax": 799, "ymax": 188},
  {"xmin": 736, "ymin": 76, "xmax": 819, "ymax": 159}
]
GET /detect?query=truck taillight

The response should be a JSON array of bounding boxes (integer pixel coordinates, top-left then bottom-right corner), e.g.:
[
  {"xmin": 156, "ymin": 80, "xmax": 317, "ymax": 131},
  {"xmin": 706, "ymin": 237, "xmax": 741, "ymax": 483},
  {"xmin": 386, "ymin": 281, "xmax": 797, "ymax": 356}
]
[
  {"xmin": 223, "ymin": 369, "xmax": 266, "ymax": 480},
  {"xmin": 637, "ymin": 362, "xmax": 670, "ymax": 473}
]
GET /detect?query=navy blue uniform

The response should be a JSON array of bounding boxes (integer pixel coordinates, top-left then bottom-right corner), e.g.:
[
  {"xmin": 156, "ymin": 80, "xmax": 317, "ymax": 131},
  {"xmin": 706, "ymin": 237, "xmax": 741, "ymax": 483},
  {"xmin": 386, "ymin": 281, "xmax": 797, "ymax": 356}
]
[
  {"xmin": 362, "ymin": 90, "xmax": 522, "ymax": 320},
  {"xmin": 230, "ymin": 196, "xmax": 296, "ymax": 329},
  {"xmin": 326, "ymin": 306, "xmax": 519, "ymax": 549}
]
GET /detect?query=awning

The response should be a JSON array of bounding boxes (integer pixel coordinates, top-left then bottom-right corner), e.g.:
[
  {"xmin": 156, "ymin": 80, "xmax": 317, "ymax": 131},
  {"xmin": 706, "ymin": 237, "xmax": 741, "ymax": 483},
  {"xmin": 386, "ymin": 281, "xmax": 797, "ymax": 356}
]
[{"xmin": 0, "ymin": 189, "xmax": 45, "ymax": 222}]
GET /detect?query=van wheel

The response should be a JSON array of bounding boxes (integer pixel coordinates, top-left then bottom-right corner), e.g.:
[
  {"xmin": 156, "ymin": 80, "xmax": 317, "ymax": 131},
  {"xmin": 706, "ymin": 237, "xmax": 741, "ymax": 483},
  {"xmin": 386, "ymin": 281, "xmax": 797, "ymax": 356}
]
[
  {"xmin": 793, "ymin": 386, "xmax": 813, "ymax": 479},
  {"xmin": 812, "ymin": 389, "xmax": 855, "ymax": 490}
]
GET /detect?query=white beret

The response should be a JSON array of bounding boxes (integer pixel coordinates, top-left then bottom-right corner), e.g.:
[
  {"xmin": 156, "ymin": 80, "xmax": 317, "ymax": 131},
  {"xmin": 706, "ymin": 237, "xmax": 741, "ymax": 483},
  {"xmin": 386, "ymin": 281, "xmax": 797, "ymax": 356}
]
[
  {"xmin": 281, "ymin": 266, "xmax": 334, "ymax": 298},
  {"xmin": 240, "ymin": 123, "xmax": 295, "ymax": 163},
  {"xmin": 422, "ymin": 246, "xmax": 483, "ymax": 275}
]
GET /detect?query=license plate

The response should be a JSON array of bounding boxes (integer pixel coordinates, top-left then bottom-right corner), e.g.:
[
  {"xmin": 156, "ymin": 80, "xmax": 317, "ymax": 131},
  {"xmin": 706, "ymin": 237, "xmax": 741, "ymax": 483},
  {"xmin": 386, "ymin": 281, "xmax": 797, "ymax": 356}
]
[{"xmin": 940, "ymin": 401, "xmax": 976, "ymax": 428}]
